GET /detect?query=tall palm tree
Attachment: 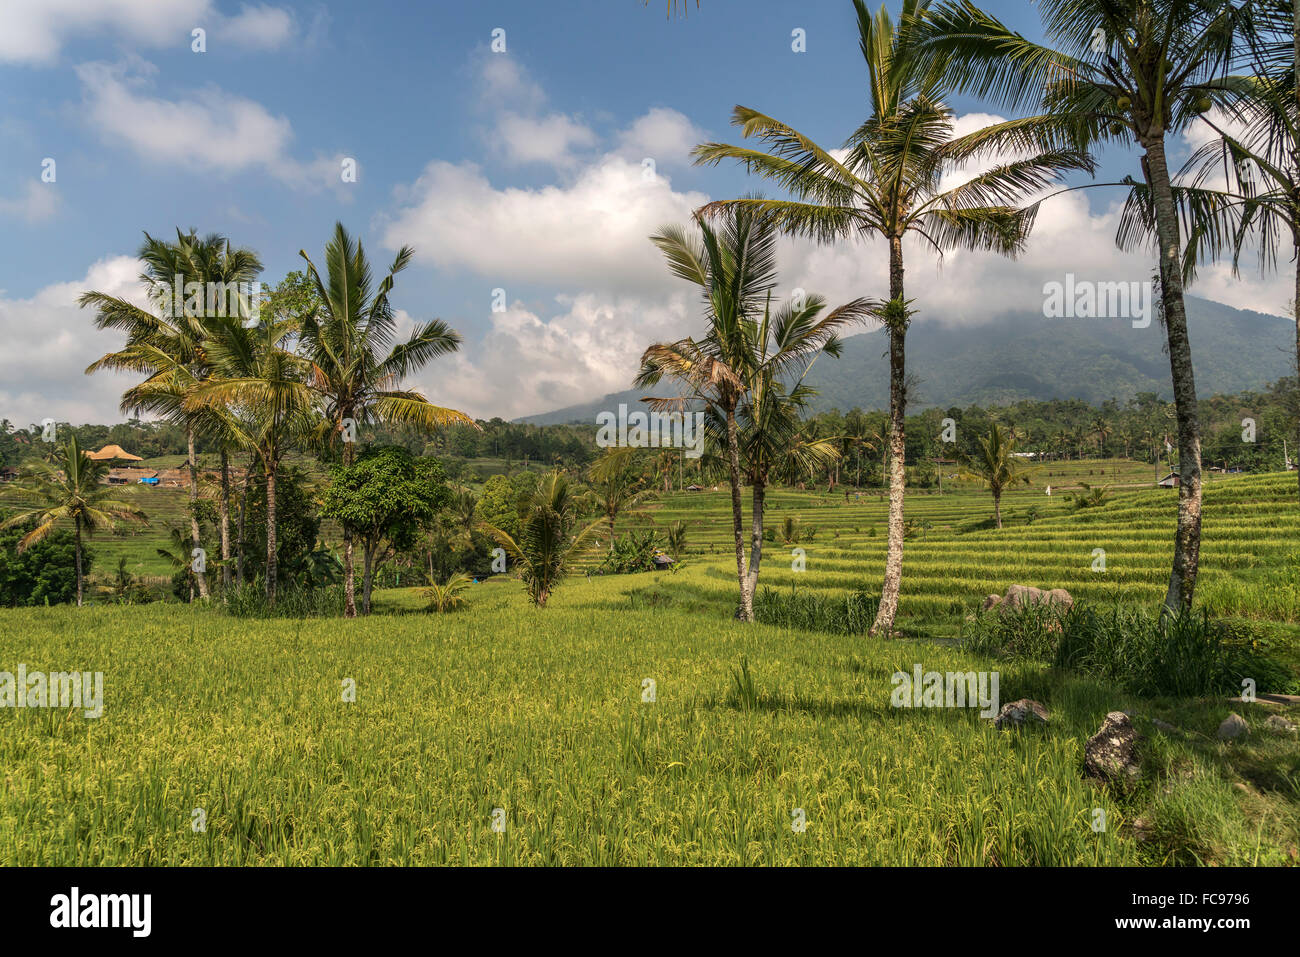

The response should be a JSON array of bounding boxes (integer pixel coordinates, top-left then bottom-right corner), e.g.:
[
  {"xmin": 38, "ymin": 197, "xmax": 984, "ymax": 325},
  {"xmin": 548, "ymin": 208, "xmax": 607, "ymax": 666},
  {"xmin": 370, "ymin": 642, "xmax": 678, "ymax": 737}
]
[
  {"xmin": 961, "ymin": 423, "xmax": 1036, "ymax": 528},
  {"xmin": 298, "ymin": 223, "xmax": 477, "ymax": 618},
  {"xmin": 186, "ymin": 314, "xmax": 318, "ymax": 604},
  {"xmin": 911, "ymin": 0, "xmax": 1246, "ymax": 610},
  {"xmin": 638, "ymin": 207, "xmax": 871, "ymax": 620},
  {"xmin": 692, "ymin": 0, "xmax": 1091, "ymax": 634},
  {"xmin": 82, "ymin": 230, "xmax": 262, "ymax": 599},
  {"xmin": 479, "ymin": 471, "xmax": 603, "ymax": 608},
  {"xmin": 1, "ymin": 434, "xmax": 147, "ymax": 605}
]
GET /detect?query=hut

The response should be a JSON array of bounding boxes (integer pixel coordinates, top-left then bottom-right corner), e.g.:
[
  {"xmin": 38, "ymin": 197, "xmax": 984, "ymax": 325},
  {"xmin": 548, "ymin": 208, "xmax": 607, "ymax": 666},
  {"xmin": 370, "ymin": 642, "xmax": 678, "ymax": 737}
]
[
  {"xmin": 87, "ymin": 444, "xmax": 143, "ymax": 462},
  {"xmin": 1157, "ymin": 472, "xmax": 1180, "ymax": 488}
]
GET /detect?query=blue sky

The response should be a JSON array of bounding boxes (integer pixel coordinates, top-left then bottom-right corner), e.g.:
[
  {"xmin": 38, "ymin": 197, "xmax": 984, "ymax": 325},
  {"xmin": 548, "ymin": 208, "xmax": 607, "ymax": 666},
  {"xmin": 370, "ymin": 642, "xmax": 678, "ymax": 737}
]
[{"xmin": 0, "ymin": 0, "xmax": 1282, "ymax": 426}]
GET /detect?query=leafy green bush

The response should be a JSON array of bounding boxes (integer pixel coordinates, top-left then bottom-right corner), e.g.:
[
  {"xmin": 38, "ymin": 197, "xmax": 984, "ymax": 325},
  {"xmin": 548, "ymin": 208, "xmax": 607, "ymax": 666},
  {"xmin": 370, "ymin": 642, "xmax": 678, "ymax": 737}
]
[
  {"xmin": 221, "ymin": 582, "xmax": 346, "ymax": 619},
  {"xmin": 963, "ymin": 602, "xmax": 1296, "ymax": 696},
  {"xmin": 755, "ymin": 586, "xmax": 879, "ymax": 635},
  {"xmin": 601, "ymin": 530, "xmax": 667, "ymax": 574}
]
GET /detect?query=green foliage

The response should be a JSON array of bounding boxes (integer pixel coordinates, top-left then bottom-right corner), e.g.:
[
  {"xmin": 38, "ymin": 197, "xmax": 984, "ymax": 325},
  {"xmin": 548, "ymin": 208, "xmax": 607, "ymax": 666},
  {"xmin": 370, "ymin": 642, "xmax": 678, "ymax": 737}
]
[
  {"xmin": 963, "ymin": 603, "xmax": 1296, "ymax": 697},
  {"xmin": 754, "ymin": 586, "xmax": 880, "ymax": 635},
  {"xmin": 1070, "ymin": 482, "xmax": 1112, "ymax": 509},
  {"xmin": 0, "ymin": 522, "xmax": 85, "ymax": 607},
  {"xmin": 242, "ymin": 465, "xmax": 330, "ymax": 588},
  {"xmin": 728, "ymin": 656, "xmax": 759, "ymax": 711},
  {"xmin": 601, "ymin": 530, "xmax": 667, "ymax": 574},
  {"xmin": 424, "ymin": 573, "xmax": 472, "ymax": 613}
]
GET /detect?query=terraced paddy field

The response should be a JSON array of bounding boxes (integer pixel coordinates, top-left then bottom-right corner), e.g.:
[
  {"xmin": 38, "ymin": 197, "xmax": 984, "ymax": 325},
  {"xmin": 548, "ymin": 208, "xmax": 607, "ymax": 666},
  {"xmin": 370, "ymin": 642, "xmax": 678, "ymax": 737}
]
[{"xmin": 1, "ymin": 467, "xmax": 1296, "ymax": 865}]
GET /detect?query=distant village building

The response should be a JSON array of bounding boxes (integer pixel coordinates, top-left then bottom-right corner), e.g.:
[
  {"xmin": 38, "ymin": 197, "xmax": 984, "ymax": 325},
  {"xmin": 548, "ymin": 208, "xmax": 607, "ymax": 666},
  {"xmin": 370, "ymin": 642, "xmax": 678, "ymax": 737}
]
[
  {"xmin": 1157, "ymin": 472, "xmax": 1180, "ymax": 488},
  {"xmin": 86, "ymin": 444, "xmax": 142, "ymax": 462}
]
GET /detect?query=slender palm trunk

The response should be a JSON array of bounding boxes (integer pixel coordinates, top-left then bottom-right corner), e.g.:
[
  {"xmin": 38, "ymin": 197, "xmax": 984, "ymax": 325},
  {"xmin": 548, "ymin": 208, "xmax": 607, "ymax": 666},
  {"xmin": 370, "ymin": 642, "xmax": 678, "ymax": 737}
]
[
  {"xmin": 343, "ymin": 432, "xmax": 357, "ymax": 619},
  {"xmin": 871, "ymin": 235, "xmax": 907, "ymax": 637},
  {"xmin": 744, "ymin": 476, "xmax": 766, "ymax": 610},
  {"xmin": 265, "ymin": 459, "xmax": 278, "ymax": 605},
  {"xmin": 725, "ymin": 404, "xmax": 752, "ymax": 621},
  {"xmin": 188, "ymin": 425, "xmax": 209, "ymax": 599},
  {"xmin": 993, "ymin": 488, "xmax": 1002, "ymax": 530},
  {"xmin": 74, "ymin": 515, "xmax": 84, "ymax": 607},
  {"xmin": 219, "ymin": 449, "xmax": 231, "ymax": 599},
  {"xmin": 236, "ymin": 456, "xmax": 253, "ymax": 585},
  {"xmin": 1144, "ymin": 137, "xmax": 1203, "ymax": 611},
  {"xmin": 1294, "ymin": 225, "xmax": 1300, "ymax": 496}
]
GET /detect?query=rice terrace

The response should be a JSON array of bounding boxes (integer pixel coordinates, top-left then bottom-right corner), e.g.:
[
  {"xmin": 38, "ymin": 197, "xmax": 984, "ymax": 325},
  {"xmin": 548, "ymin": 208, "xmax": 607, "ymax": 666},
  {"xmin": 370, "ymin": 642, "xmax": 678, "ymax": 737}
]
[{"xmin": 1, "ymin": 0, "xmax": 1299, "ymax": 914}]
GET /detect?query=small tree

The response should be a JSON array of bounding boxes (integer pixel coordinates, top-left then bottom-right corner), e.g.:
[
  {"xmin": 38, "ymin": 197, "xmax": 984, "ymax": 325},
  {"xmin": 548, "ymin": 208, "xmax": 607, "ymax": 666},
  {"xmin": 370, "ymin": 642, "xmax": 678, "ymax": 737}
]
[
  {"xmin": 320, "ymin": 446, "xmax": 450, "ymax": 614},
  {"xmin": 961, "ymin": 424, "xmax": 1036, "ymax": 529},
  {"xmin": 479, "ymin": 471, "xmax": 602, "ymax": 608}
]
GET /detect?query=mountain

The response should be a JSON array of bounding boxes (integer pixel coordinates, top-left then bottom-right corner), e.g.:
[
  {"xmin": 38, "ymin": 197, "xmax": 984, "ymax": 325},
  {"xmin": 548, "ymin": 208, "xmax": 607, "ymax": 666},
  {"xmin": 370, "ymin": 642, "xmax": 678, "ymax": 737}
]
[{"xmin": 517, "ymin": 296, "xmax": 1295, "ymax": 424}]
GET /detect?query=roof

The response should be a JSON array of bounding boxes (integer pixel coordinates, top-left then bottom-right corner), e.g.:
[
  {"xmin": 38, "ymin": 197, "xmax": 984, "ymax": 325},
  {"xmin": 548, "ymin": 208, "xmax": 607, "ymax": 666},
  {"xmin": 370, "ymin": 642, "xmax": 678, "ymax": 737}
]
[{"xmin": 87, "ymin": 444, "xmax": 142, "ymax": 461}]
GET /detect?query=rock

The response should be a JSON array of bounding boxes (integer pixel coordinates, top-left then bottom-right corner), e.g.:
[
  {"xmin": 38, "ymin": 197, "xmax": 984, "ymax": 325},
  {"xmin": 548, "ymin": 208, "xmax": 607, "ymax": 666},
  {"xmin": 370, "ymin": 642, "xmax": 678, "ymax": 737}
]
[
  {"xmin": 983, "ymin": 584, "xmax": 1073, "ymax": 616},
  {"xmin": 1264, "ymin": 714, "xmax": 1298, "ymax": 735},
  {"xmin": 1217, "ymin": 713, "xmax": 1249, "ymax": 741},
  {"xmin": 1084, "ymin": 711, "xmax": 1142, "ymax": 790},
  {"xmin": 992, "ymin": 698, "xmax": 1049, "ymax": 729}
]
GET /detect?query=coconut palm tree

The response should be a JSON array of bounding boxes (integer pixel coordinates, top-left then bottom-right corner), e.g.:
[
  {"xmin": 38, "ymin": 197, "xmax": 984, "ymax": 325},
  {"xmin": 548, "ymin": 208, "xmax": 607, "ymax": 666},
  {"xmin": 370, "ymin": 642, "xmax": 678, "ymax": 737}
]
[
  {"xmin": 298, "ymin": 223, "xmax": 477, "ymax": 618},
  {"xmin": 186, "ymin": 314, "xmax": 318, "ymax": 604},
  {"xmin": 637, "ymin": 207, "xmax": 871, "ymax": 620},
  {"xmin": 1, "ymin": 434, "xmax": 147, "ymax": 605},
  {"xmin": 911, "ymin": 0, "xmax": 1247, "ymax": 609},
  {"xmin": 692, "ymin": 0, "xmax": 1091, "ymax": 634},
  {"xmin": 82, "ymin": 230, "xmax": 262, "ymax": 599},
  {"xmin": 588, "ymin": 447, "xmax": 653, "ymax": 550},
  {"xmin": 961, "ymin": 423, "xmax": 1037, "ymax": 528},
  {"xmin": 479, "ymin": 471, "xmax": 603, "ymax": 608}
]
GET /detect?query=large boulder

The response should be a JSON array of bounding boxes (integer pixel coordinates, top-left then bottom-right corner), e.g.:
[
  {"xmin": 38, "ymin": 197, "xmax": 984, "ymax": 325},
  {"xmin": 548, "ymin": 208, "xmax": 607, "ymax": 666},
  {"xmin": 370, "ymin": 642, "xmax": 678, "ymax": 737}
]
[
  {"xmin": 983, "ymin": 584, "xmax": 1073, "ymax": 616},
  {"xmin": 1084, "ymin": 711, "xmax": 1142, "ymax": 790}
]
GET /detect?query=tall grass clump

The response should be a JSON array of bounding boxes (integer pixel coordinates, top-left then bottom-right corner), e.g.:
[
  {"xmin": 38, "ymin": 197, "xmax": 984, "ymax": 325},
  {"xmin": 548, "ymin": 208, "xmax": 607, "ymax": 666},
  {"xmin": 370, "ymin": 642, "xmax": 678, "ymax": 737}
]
[
  {"xmin": 754, "ymin": 586, "xmax": 879, "ymax": 635},
  {"xmin": 963, "ymin": 603, "xmax": 1295, "ymax": 696},
  {"xmin": 221, "ymin": 582, "xmax": 346, "ymax": 619}
]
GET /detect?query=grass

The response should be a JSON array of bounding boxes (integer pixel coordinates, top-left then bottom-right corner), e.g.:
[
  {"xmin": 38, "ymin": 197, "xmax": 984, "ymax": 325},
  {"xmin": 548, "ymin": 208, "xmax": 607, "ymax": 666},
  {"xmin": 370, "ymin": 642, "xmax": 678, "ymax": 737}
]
[{"xmin": 1, "ymin": 463, "xmax": 1296, "ymax": 865}]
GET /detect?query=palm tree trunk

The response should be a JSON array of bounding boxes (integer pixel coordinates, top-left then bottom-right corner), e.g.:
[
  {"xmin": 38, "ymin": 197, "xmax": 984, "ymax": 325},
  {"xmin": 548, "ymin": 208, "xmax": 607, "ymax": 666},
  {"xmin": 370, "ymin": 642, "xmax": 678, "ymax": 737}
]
[
  {"xmin": 725, "ymin": 404, "xmax": 752, "ymax": 621},
  {"xmin": 1145, "ymin": 137, "xmax": 1203, "ymax": 611},
  {"xmin": 265, "ymin": 460, "xmax": 278, "ymax": 605},
  {"xmin": 188, "ymin": 425, "xmax": 209, "ymax": 599},
  {"xmin": 1294, "ymin": 226, "xmax": 1299, "ymax": 497},
  {"xmin": 744, "ymin": 476, "xmax": 766, "ymax": 611},
  {"xmin": 993, "ymin": 488, "xmax": 1002, "ymax": 530},
  {"xmin": 74, "ymin": 515, "xmax": 84, "ymax": 607},
  {"xmin": 872, "ymin": 235, "xmax": 907, "ymax": 637},
  {"xmin": 219, "ymin": 449, "xmax": 231, "ymax": 598},
  {"xmin": 342, "ymin": 433, "xmax": 357, "ymax": 619},
  {"xmin": 236, "ymin": 456, "xmax": 253, "ymax": 585}
]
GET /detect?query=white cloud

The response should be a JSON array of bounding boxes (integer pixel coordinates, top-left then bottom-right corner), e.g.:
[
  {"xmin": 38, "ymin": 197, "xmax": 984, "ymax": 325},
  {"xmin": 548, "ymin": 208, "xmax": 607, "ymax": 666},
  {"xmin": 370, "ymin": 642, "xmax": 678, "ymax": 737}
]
[
  {"xmin": 0, "ymin": 257, "xmax": 149, "ymax": 427},
  {"xmin": 615, "ymin": 107, "xmax": 708, "ymax": 167},
  {"xmin": 0, "ymin": 181, "xmax": 60, "ymax": 223},
  {"xmin": 380, "ymin": 152, "xmax": 709, "ymax": 292},
  {"xmin": 493, "ymin": 112, "xmax": 598, "ymax": 168},
  {"xmin": 0, "ymin": 0, "xmax": 298, "ymax": 65},
  {"xmin": 75, "ymin": 58, "xmax": 346, "ymax": 190}
]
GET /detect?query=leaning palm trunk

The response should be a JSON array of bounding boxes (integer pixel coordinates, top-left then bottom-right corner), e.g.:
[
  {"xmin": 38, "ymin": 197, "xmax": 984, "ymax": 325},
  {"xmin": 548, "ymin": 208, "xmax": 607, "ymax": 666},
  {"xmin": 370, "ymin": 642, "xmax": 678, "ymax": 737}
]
[
  {"xmin": 872, "ymin": 239, "xmax": 907, "ymax": 637},
  {"xmin": 187, "ymin": 425, "xmax": 209, "ymax": 599},
  {"xmin": 236, "ymin": 457, "xmax": 253, "ymax": 585},
  {"xmin": 725, "ymin": 405, "xmax": 752, "ymax": 621},
  {"xmin": 1145, "ymin": 139, "xmax": 1203, "ymax": 611}
]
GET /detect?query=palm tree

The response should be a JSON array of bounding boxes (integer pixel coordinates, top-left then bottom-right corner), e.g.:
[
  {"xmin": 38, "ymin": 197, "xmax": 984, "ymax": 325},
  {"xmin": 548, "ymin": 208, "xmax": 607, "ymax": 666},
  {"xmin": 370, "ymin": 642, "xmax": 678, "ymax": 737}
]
[
  {"xmin": 911, "ymin": 0, "xmax": 1246, "ymax": 610},
  {"xmin": 1091, "ymin": 415, "xmax": 1113, "ymax": 455},
  {"xmin": 186, "ymin": 314, "xmax": 318, "ymax": 604},
  {"xmin": 479, "ymin": 471, "xmax": 603, "ymax": 608},
  {"xmin": 637, "ymin": 207, "xmax": 870, "ymax": 620},
  {"xmin": 691, "ymin": 0, "xmax": 1090, "ymax": 634},
  {"xmin": 1, "ymin": 434, "xmax": 147, "ymax": 605},
  {"xmin": 298, "ymin": 223, "xmax": 477, "ymax": 618},
  {"xmin": 961, "ymin": 423, "xmax": 1036, "ymax": 528},
  {"xmin": 82, "ymin": 230, "xmax": 262, "ymax": 600},
  {"xmin": 588, "ymin": 447, "xmax": 653, "ymax": 550}
]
